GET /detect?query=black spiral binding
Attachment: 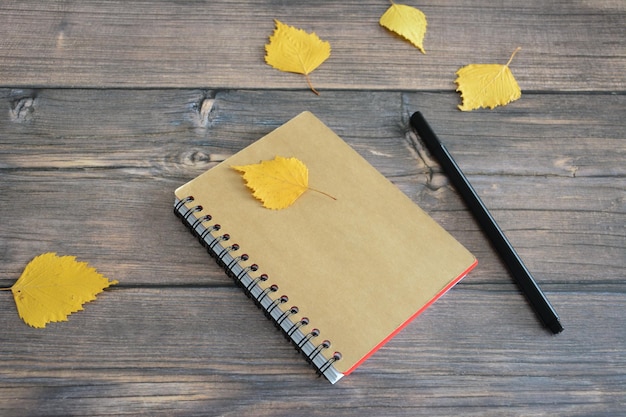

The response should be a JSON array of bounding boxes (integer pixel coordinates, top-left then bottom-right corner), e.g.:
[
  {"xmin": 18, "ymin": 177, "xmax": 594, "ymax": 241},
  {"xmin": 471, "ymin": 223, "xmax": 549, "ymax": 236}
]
[{"xmin": 174, "ymin": 196, "xmax": 343, "ymax": 384}]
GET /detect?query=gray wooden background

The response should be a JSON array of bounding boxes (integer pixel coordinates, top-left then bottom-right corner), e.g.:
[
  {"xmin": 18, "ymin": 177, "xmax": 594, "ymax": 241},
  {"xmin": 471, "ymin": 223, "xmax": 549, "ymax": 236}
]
[{"xmin": 1, "ymin": 1, "xmax": 624, "ymax": 416}]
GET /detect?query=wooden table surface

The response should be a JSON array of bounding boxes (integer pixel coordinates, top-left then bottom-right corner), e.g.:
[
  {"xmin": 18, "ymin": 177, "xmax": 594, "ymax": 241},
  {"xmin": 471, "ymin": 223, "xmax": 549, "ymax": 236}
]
[{"xmin": 1, "ymin": 1, "xmax": 624, "ymax": 416}]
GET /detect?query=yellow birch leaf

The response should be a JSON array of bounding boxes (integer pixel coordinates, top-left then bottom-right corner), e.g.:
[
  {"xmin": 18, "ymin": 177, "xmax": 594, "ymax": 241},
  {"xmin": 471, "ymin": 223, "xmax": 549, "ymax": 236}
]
[
  {"xmin": 3, "ymin": 253, "xmax": 118, "ymax": 328},
  {"xmin": 264, "ymin": 19, "xmax": 331, "ymax": 95},
  {"xmin": 455, "ymin": 48, "xmax": 522, "ymax": 111},
  {"xmin": 379, "ymin": 2, "xmax": 428, "ymax": 53},
  {"xmin": 232, "ymin": 156, "xmax": 335, "ymax": 210}
]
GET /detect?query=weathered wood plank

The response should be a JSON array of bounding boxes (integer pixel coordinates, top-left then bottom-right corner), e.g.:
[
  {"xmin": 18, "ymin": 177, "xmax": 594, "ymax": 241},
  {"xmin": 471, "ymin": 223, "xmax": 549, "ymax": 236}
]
[
  {"xmin": 0, "ymin": 288, "xmax": 623, "ymax": 416},
  {"xmin": 0, "ymin": 1, "xmax": 624, "ymax": 91},
  {"xmin": 0, "ymin": 170, "xmax": 621, "ymax": 288},
  {"xmin": 1, "ymin": 90, "xmax": 624, "ymax": 290},
  {"xmin": 2, "ymin": 89, "xmax": 624, "ymax": 176}
]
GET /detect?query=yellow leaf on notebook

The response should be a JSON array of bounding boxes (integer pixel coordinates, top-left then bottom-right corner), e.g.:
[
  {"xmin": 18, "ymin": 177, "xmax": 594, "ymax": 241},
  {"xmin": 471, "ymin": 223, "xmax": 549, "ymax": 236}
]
[
  {"xmin": 455, "ymin": 48, "xmax": 522, "ymax": 111},
  {"xmin": 233, "ymin": 156, "xmax": 335, "ymax": 210},
  {"xmin": 264, "ymin": 19, "xmax": 331, "ymax": 95},
  {"xmin": 3, "ymin": 253, "xmax": 118, "ymax": 328},
  {"xmin": 379, "ymin": 2, "xmax": 428, "ymax": 53}
]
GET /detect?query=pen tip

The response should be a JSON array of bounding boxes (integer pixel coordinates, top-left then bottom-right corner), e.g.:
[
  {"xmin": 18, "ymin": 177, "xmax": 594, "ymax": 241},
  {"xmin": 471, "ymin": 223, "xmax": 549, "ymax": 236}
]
[{"xmin": 548, "ymin": 319, "xmax": 564, "ymax": 334}]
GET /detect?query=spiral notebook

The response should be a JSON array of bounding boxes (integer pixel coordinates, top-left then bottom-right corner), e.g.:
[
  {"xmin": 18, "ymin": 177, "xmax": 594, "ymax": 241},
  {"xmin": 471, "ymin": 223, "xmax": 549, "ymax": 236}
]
[{"xmin": 174, "ymin": 111, "xmax": 477, "ymax": 383}]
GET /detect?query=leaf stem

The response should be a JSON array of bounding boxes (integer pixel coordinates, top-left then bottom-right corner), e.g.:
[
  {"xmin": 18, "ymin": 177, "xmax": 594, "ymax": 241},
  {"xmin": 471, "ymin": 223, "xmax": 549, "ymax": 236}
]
[
  {"xmin": 0, "ymin": 287, "xmax": 12, "ymax": 291},
  {"xmin": 304, "ymin": 73, "xmax": 320, "ymax": 95},
  {"xmin": 308, "ymin": 186, "xmax": 337, "ymax": 201},
  {"xmin": 506, "ymin": 47, "xmax": 522, "ymax": 67}
]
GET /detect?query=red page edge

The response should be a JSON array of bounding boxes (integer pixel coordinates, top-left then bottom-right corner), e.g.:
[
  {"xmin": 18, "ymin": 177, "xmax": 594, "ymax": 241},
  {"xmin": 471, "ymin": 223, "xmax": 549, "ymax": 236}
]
[{"xmin": 342, "ymin": 258, "xmax": 479, "ymax": 376}]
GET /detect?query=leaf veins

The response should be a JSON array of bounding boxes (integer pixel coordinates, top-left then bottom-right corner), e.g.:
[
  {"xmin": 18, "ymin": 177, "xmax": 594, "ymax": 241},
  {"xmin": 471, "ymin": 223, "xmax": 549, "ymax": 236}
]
[
  {"xmin": 233, "ymin": 156, "xmax": 335, "ymax": 210},
  {"xmin": 264, "ymin": 20, "xmax": 331, "ymax": 95}
]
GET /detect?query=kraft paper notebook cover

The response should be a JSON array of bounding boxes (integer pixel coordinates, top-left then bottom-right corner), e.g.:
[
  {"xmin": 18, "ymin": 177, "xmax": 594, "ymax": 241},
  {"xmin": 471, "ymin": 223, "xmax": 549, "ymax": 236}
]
[{"xmin": 174, "ymin": 111, "xmax": 477, "ymax": 384}]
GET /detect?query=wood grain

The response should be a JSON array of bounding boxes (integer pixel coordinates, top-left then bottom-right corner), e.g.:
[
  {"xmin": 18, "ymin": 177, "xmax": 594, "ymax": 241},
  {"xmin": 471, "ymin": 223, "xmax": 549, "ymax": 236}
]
[
  {"xmin": 1, "ymin": 89, "xmax": 623, "ymax": 289},
  {"xmin": 0, "ymin": 1, "xmax": 625, "ymax": 415},
  {"xmin": 1, "ymin": 90, "xmax": 624, "ymax": 416},
  {"xmin": 0, "ymin": 1, "xmax": 624, "ymax": 90},
  {"xmin": 0, "ymin": 288, "xmax": 623, "ymax": 416}
]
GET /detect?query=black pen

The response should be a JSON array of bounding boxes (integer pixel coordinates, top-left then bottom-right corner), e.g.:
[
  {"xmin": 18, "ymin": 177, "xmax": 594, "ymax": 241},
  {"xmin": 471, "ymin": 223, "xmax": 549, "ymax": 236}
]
[{"xmin": 410, "ymin": 111, "xmax": 563, "ymax": 334}]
